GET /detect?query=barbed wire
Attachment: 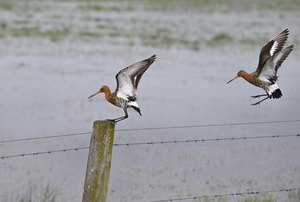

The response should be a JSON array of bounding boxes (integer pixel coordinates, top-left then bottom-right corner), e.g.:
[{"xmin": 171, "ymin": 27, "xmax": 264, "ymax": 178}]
[
  {"xmin": 113, "ymin": 133, "xmax": 300, "ymax": 146},
  {"xmin": 149, "ymin": 188, "xmax": 300, "ymax": 202},
  {"xmin": 1, "ymin": 119, "xmax": 300, "ymax": 144},
  {"xmin": 1, "ymin": 133, "xmax": 299, "ymax": 160},
  {"xmin": 0, "ymin": 146, "xmax": 89, "ymax": 159}
]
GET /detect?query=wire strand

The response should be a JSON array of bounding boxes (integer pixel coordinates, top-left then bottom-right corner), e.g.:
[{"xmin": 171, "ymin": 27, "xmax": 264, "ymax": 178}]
[
  {"xmin": 0, "ymin": 132, "xmax": 91, "ymax": 144},
  {"xmin": 113, "ymin": 133, "xmax": 300, "ymax": 147},
  {"xmin": 149, "ymin": 188, "xmax": 300, "ymax": 202},
  {"xmin": 116, "ymin": 119, "xmax": 300, "ymax": 132},
  {"xmin": 1, "ymin": 119, "xmax": 300, "ymax": 144},
  {"xmin": 1, "ymin": 133, "xmax": 299, "ymax": 160},
  {"xmin": 0, "ymin": 146, "xmax": 89, "ymax": 159}
]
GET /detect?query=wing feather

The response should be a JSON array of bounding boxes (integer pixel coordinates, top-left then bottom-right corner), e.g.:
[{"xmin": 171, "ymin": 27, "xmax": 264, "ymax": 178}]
[
  {"xmin": 258, "ymin": 45, "xmax": 293, "ymax": 83},
  {"xmin": 255, "ymin": 29, "xmax": 289, "ymax": 77},
  {"xmin": 115, "ymin": 55, "xmax": 156, "ymax": 99}
]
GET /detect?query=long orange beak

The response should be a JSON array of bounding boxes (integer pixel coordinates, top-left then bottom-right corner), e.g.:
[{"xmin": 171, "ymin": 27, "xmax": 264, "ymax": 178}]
[
  {"xmin": 227, "ymin": 75, "xmax": 239, "ymax": 84},
  {"xmin": 88, "ymin": 90, "xmax": 101, "ymax": 99}
]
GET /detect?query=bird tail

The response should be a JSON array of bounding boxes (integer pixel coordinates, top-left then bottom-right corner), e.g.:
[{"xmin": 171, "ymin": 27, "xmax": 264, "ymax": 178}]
[
  {"xmin": 267, "ymin": 83, "xmax": 282, "ymax": 99},
  {"xmin": 271, "ymin": 88, "xmax": 282, "ymax": 99},
  {"xmin": 132, "ymin": 106, "xmax": 142, "ymax": 116},
  {"xmin": 129, "ymin": 101, "xmax": 142, "ymax": 116}
]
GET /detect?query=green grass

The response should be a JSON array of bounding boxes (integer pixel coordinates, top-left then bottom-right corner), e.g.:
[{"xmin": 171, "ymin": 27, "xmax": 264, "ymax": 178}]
[
  {"xmin": 0, "ymin": 22, "xmax": 7, "ymax": 29},
  {"xmin": 140, "ymin": 0, "xmax": 300, "ymax": 12},
  {"xmin": 239, "ymin": 37, "xmax": 269, "ymax": 47},
  {"xmin": 0, "ymin": 1, "xmax": 13, "ymax": 10},
  {"xmin": 1, "ymin": 0, "xmax": 299, "ymax": 50},
  {"xmin": 288, "ymin": 190, "xmax": 300, "ymax": 201},
  {"xmin": 79, "ymin": 31, "xmax": 103, "ymax": 39},
  {"xmin": 13, "ymin": 183, "xmax": 58, "ymax": 202},
  {"xmin": 46, "ymin": 28, "xmax": 71, "ymax": 42},
  {"xmin": 207, "ymin": 33, "xmax": 233, "ymax": 47},
  {"xmin": 186, "ymin": 192, "xmax": 300, "ymax": 202},
  {"xmin": 79, "ymin": 2, "xmax": 129, "ymax": 12},
  {"xmin": 239, "ymin": 198, "xmax": 273, "ymax": 202},
  {"xmin": 137, "ymin": 26, "xmax": 201, "ymax": 51},
  {"xmin": 10, "ymin": 27, "xmax": 40, "ymax": 37},
  {"xmin": 183, "ymin": 196, "xmax": 274, "ymax": 202},
  {"xmin": 4, "ymin": 27, "xmax": 70, "ymax": 42}
]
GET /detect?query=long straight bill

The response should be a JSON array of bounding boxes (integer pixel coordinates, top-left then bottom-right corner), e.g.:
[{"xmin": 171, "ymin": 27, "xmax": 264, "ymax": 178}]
[
  {"xmin": 88, "ymin": 90, "xmax": 101, "ymax": 99},
  {"xmin": 227, "ymin": 75, "xmax": 239, "ymax": 84}
]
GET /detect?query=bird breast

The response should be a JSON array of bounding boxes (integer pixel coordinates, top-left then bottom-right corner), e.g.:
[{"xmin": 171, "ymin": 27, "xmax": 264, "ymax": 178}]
[
  {"xmin": 242, "ymin": 73, "xmax": 263, "ymax": 88},
  {"xmin": 113, "ymin": 96, "xmax": 128, "ymax": 108}
]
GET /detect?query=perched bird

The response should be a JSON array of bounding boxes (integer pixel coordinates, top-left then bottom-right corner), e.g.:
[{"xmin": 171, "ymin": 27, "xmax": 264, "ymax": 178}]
[
  {"xmin": 88, "ymin": 55, "xmax": 156, "ymax": 122},
  {"xmin": 227, "ymin": 29, "xmax": 294, "ymax": 105}
]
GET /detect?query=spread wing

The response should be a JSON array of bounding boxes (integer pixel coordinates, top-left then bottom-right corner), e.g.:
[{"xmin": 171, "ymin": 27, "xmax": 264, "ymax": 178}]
[
  {"xmin": 115, "ymin": 55, "xmax": 156, "ymax": 100},
  {"xmin": 255, "ymin": 29, "xmax": 289, "ymax": 77},
  {"xmin": 258, "ymin": 45, "xmax": 293, "ymax": 83}
]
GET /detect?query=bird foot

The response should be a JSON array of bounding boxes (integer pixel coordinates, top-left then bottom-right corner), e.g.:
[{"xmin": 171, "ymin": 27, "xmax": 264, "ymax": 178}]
[
  {"xmin": 251, "ymin": 102, "xmax": 261, "ymax": 106},
  {"xmin": 106, "ymin": 117, "xmax": 127, "ymax": 123},
  {"xmin": 105, "ymin": 119, "xmax": 117, "ymax": 123},
  {"xmin": 251, "ymin": 96, "xmax": 269, "ymax": 105},
  {"xmin": 251, "ymin": 94, "xmax": 268, "ymax": 99}
]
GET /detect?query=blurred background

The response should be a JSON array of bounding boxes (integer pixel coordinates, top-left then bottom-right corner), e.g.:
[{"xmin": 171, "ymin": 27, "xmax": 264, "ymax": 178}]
[{"xmin": 0, "ymin": 0, "xmax": 300, "ymax": 201}]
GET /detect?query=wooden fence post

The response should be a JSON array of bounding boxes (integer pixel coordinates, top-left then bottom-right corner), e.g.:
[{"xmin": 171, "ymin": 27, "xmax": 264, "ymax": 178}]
[{"xmin": 82, "ymin": 120, "xmax": 115, "ymax": 202}]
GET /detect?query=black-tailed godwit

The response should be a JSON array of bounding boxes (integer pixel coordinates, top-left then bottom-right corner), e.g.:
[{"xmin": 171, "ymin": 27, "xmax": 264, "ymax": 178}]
[
  {"xmin": 88, "ymin": 55, "xmax": 156, "ymax": 122},
  {"xmin": 227, "ymin": 29, "xmax": 294, "ymax": 105}
]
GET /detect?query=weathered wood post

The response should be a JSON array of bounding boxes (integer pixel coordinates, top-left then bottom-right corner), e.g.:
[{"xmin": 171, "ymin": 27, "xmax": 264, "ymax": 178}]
[{"xmin": 82, "ymin": 120, "xmax": 115, "ymax": 202}]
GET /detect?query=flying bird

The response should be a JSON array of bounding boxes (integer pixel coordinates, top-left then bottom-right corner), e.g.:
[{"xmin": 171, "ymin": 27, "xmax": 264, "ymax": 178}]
[
  {"xmin": 88, "ymin": 55, "xmax": 156, "ymax": 122},
  {"xmin": 227, "ymin": 29, "xmax": 294, "ymax": 105}
]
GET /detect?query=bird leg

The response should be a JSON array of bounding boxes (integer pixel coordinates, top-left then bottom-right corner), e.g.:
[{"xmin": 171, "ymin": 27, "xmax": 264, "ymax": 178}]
[
  {"xmin": 251, "ymin": 93, "xmax": 268, "ymax": 98},
  {"xmin": 251, "ymin": 96, "xmax": 270, "ymax": 105},
  {"xmin": 106, "ymin": 108, "xmax": 128, "ymax": 123}
]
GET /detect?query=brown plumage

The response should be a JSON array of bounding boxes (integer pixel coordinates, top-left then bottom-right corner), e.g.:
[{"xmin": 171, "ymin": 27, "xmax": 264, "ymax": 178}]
[
  {"xmin": 227, "ymin": 29, "xmax": 294, "ymax": 105},
  {"xmin": 88, "ymin": 55, "xmax": 156, "ymax": 122}
]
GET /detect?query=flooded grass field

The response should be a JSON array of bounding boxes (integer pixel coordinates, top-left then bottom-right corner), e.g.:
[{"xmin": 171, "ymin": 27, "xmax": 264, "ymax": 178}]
[{"xmin": 1, "ymin": 0, "xmax": 300, "ymax": 201}]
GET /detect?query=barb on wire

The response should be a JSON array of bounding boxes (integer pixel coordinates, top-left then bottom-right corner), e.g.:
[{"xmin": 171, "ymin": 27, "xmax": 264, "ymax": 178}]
[
  {"xmin": 1, "ymin": 119, "xmax": 300, "ymax": 144},
  {"xmin": 0, "ymin": 146, "xmax": 89, "ymax": 160},
  {"xmin": 1, "ymin": 133, "xmax": 299, "ymax": 160},
  {"xmin": 149, "ymin": 188, "xmax": 300, "ymax": 202},
  {"xmin": 113, "ymin": 133, "xmax": 300, "ymax": 147}
]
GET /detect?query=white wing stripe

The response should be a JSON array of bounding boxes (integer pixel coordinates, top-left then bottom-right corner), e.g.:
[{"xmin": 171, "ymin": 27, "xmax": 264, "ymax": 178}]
[
  {"xmin": 128, "ymin": 101, "xmax": 139, "ymax": 108},
  {"xmin": 270, "ymin": 41, "xmax": 278, "ymax": 56},
  {"xmin": 116, "ymin": 72, "xmax": 136, "ymax": 99},
  {"xmin": 117, "ymin": 84, "xmax": 135, "ymax": 100}
]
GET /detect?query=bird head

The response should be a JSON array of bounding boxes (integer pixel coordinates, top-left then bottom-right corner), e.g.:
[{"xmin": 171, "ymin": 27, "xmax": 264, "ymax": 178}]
[
  {"xmin": 88, "ymin": 86, "xmax": 108, "ymax": 99},
  {"xmin": 227, "ymin": 70, "xmax": 245, "ymax": 84}
]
